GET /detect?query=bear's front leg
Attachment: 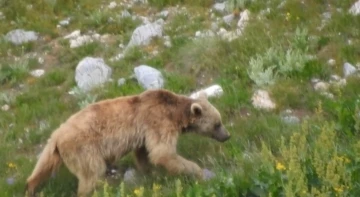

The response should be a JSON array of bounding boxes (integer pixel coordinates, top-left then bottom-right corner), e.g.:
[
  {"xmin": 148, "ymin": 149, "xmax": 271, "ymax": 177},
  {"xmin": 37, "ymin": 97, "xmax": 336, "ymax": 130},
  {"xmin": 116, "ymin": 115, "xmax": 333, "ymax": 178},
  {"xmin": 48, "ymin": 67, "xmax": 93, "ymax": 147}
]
[{"xmin": 148, "ymin": 144, "xmax": 204, "ymax": 180}]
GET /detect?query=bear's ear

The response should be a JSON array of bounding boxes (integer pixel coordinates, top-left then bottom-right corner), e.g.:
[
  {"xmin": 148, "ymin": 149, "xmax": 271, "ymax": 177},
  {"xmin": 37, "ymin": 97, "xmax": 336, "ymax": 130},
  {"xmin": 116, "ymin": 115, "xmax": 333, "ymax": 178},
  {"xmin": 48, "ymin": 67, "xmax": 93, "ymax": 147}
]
[{"xmin": 191, "ymin": 103, "xmax": 203, "ymax": 116}]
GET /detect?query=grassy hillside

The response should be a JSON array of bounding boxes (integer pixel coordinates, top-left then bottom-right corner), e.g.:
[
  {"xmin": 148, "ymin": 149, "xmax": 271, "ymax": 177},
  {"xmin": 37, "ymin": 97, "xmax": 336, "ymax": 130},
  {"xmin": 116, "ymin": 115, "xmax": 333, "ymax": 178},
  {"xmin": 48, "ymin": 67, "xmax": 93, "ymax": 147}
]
[{"xmin": 1, "ymin": 0, "xmax": 360, "ymax": 196}]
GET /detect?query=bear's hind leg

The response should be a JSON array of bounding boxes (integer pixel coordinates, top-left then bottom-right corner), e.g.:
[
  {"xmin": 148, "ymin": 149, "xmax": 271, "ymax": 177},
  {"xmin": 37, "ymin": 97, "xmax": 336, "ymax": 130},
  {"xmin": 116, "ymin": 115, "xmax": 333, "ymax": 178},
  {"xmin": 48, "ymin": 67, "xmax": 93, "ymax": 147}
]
[
  {"xmin": 62, "ymin": 150, "xmax": 107, "ymax": 197},
  {"xmin": 134, "ymin": 146, "xmax": 151, "ymax": 174}
]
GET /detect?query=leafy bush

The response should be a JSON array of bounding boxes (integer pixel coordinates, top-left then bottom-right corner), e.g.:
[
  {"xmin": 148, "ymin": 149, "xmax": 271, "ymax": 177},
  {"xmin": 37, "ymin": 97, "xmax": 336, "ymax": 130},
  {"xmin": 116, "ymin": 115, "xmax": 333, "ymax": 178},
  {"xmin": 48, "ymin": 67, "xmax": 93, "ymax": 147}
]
[{"xmin": 247, "ymin": 27, "xmax": 314, "ymax": 87}]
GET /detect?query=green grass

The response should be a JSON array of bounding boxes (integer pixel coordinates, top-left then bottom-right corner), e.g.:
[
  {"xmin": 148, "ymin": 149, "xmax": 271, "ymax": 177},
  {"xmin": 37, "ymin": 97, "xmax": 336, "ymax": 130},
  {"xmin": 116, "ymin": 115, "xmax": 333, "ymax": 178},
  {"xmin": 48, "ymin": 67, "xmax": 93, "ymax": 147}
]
[{"xmin": 1, "ymin": 0, "xmax": 360, "ymax": 196}]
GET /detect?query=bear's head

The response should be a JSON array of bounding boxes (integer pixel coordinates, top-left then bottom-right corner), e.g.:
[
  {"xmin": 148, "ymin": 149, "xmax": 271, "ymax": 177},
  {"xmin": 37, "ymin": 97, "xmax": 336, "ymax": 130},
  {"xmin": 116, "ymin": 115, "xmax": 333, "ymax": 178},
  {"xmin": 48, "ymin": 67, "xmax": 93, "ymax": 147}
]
[{"xmin": 187, "ymin": 92, "xmax": 230, "ymax": 142}]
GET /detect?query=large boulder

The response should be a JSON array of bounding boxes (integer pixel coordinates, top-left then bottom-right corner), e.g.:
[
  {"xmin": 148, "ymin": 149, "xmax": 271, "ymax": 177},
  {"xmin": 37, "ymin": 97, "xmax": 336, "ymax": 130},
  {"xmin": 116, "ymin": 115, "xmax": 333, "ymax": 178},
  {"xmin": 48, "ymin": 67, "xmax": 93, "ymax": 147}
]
[
  {"xmin": 134, "ymin": 65, "xmax": 164, "ymax": 90},
  {"xmin": 75, "ymin": 57, "xmax": 112, "ymax": 91},
  {"xmin": 5, "ymin": 29, "xmax": 38, "ymax": 45}
]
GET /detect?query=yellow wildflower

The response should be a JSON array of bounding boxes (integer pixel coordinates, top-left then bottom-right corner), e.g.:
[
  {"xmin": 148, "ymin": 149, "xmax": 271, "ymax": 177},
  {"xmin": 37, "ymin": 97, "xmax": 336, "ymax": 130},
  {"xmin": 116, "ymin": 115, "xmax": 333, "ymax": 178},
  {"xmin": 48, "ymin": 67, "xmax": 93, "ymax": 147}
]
[
  {"xmin": 7, "ymin": 162, "xmax": 16, "ymax": 169},
  {"xmin": 344, "ymin": 157, "xmax": 351, "ymax": 164},
  {"xmin": 133, "ymin": 187, "xmax": 144, "ymax": 197},
  {"xmin": 134, "ymin": 189, "xmax": 140, "ymax": 196},
  {"xmin": 276, "ymin": 162, "xmax": 286, "ymax": 171},
  {"xmin": 153, "ymin": 183, "xmax": 161, "ymax": 190},
  {"xmin": 286, "ymin": 12, "xmax": 291, "ymax": 21},
  {"xmin": 334, "ymin": 186, "xmax": 344, "ymax": 193}
]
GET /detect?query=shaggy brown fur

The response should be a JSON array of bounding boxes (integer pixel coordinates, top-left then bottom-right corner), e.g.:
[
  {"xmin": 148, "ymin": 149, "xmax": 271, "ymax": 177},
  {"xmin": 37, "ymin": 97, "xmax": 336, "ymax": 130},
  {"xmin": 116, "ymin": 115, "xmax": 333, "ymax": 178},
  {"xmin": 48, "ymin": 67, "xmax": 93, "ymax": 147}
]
[{"xmin": 25, "ymin": 89, "xmax": 230, "ymax": 197}]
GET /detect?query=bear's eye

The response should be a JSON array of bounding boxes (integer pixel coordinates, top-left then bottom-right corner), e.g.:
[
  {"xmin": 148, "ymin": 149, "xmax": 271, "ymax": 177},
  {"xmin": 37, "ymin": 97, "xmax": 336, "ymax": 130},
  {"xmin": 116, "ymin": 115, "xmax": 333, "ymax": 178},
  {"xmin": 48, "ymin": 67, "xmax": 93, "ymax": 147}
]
[{"xmin": 214, "ymin": 123, "xmax": 221, "ymax": 130}]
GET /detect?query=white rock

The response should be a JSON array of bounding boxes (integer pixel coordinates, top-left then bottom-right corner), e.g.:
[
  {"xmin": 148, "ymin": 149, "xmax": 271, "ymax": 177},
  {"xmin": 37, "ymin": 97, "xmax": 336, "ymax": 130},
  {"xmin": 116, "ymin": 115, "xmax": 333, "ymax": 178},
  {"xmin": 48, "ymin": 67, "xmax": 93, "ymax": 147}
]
[
  {"xmin": 75, "ymin": 57, "xmax": 112, "ymax": 91},
  {"xmin": 138, "ymin": 16, "xmax": 151, "ymax": 24},
  {"xmin": 30, "ymin": 69, "xmax": 45, "ymax": 78},
  {"xmin": 123, "ymin": 168, "xmax": 137, "ymax": 183},
  {"xmin": 213, "ymin": 2, "xmax": 226, "ymax": 13},
  {"xmin": 321, "ymin": 92, "xmax": 334, "ymax": 99},
  {"xmin": 126, "ymin": 20, "xmax": 163, "ymax": 50},
  {"xmin": 64, "ymin": 30, "xmax": 81, "ymax": 39},
  {"xmin": 311, "ymin": 78, "xmax": 320, "ymax": 84},
  {"xmin": 38, "ymin": 57, "xmax": 44, "ymax": 64},
  {"xmin": 159, "ymin": 10, "xmax": 169, "ymax": 18},
  {"xmin": 59, "ymin": 19, "xmax": 70, "ymax": 26},
  {"xmin": 190, "ymin": 85, "xmax": 224, "ymax": 99},
  {"xmin": 251, "ymin": 90, "xmax": 276, "ymax": 110},
  {"xmin": 195, "ymin": 31, "xmax": 202, "ymax": 37},
  {"xmin": 110, "ymin": 53, "xmax": 125, "ymax": 62},
  {"xmin": 335, "ymin": 78, "xmax": 347, "ymax": 87},
  {"xmin": 211, "ymin": 22, "xmax": 219, "ymax": 31},
  {"xmin": 203, "ymin": 169, "xmax": 216, "ymax": 180},
  {"xmin": 134, "ymin": 65, "xmax": 164, "ymax": 90},
  {"xmin": 121, "ymin": 10, "xmax": 131, "ymax": 18},
  {"xmin": 314, "ymin": 81, "xmax": 329, "ymax": 92},
  {"xmin": 328, "ymin": 59, "xmax": 336, "ymax": 66},
  {"xmin": 163, "ymin": 36, "xmax": 171, "ymax": 47},
  {"xmin": 5, "ymin": 29, "xmax": 38, "ymax": 45},
  {"xmin": 238, "ymin": 10, "xmax": 250, "ymax": 30},
  {"xmin": 281, "ymin": 115, "xmax": 300, "ymax": 124},
  {"xmin": 117, "ymin": 78, "xmax": 126, "ymax": 86},
  {"xmin": 330, "ymin": 74, "xmax": 341, "ymax": 81},
  {"xmin": 1, "ymin": 104, "xmax": 10, "ymax": 111},
  {"xmin": 223, "ymin": 14, "xmax": 234, "ymax": 25},
  {"xmin": 69, "ymin": 35, "xmax": 94, "ymax": 48},
  {"xmin": 0, "ymin": 12, "xmax": 5, "ymax": 20},
  {"xmin": 108, "ymin": 1, "xmax": 117, "ymax": 9},
  {"xmin": 344, "ymin": 62, "xmax": 357, "ymax": 77},
  {"xmin": 349, "ymin": 0, "xmax": 360, "ymax": 15}
]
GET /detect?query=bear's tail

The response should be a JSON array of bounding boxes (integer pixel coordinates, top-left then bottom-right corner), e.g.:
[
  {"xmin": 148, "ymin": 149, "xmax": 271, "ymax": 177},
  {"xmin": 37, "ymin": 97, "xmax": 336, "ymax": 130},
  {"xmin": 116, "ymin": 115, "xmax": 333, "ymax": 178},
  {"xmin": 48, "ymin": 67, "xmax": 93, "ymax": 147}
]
[{"xmin": 25, "ymin": 138, "xmax": 62, "ymax": 196}]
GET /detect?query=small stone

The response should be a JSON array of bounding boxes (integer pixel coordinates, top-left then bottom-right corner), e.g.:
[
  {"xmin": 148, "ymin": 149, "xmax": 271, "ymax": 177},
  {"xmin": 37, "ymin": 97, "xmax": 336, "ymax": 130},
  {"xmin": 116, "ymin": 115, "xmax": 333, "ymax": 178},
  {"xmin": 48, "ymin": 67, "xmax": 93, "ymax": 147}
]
[
  {"xmin": 349, "ymin": 0, "xmax": 360, "ymax": 15},
  {"xmin": 328, "ymin": 59, "xmax": 336, "ymax": 66},
  {"xmin": 38, "ymin": 57, "xmax": 44, "ymax": 64},
  {"xmin": 190, "ymin": 85, "xmax": 224, "ymax": 99},
  {"xmin": 237, "ymin": 10, "xmax": 250, "ymax": 31},
  {"xmin": 64, "ymin": 30, "xmax": 81, "ymax": 39},
  {"xmin": 30, "ymin": 69, "xmax": 45, "ymax": 78},
  {"xmin": 159, "ymin": 10, "xmax": 169, "ymax": 18},
  {"xmin": 1, "ymin": 104, "xmax": 10, "ymax": 111},
  {"xmin": 195, "ymin": 31, "xmax": 202, "ymax": 37},
  {"xmin": 332, "ymin": 78, "xmax": 347, "ymax": 88},
  {"xmin": 203, "ymin": 169, "xmax": 216, "ymax": 180},
  {"xmin": 108, "ymin": 1, "xmax": 117, "ymax": 9},
  {"xmin": 117, "ymin": 78, "xmax": 126, "ymax": 86},
  {"xmin": 314, "ymin": 81, "xmax": 329, "ymax": 92},
  {"xmin": 163, "ymin": 36, "xmax": 172, "ymax": 47},
  {"xmin": 123, "ymin": 168, "xmax": 136, "ymax": 183},
  {"xmin": 68, "ymin": 35, "xmax": 94, "ymax": 48},
  {"xmin": 343, "ymin": 62, "xmax": 357, "ymax": 77},
  {"xmin": 121, "ymin": 10, "xmax": 131, "ymax": 18},
  {"xmin": 0, "ymin": 12, "xmax": 5, "ymax": 20},
  {"xmin": 211, "ymin": 22, "xmax": 219, "ymax": 31},
  {"xmin": 6, "ymin": 177, "xmax": 15, "ymax": 185},
  {"xmin": 330, "ymin": 74, "xmax": 341, "ymax": 81},
  {"xmin": 110, "ymin": 53, "xmax": 124, "ymax": 61},
  {"xmin": 223, "ymin": 14, "xmax": 234, "ymax": 25},
  {"xmin": 321, "ymin": 92, "xmax": 334, "ymax": 99},
  {"xmin": 311, "ymin": 78, "xmax": 320, "ymax": 84},
  {"xmin": 5, "ymin": 29, "xmax": 38, "ymax": 45},
  {"xmin": 251, "ymin": 90, "xmax": 276, "ymax": 110},
  {"xmin": 59, "ymin": 18, "xmax": 70, "ymax": 26},
  {"xmin": 213, "ymin": 2, "xmax": 226, "ymax": 13},
  {"xmin": 281, "ymin": 115, "xmax": 300, "ymax": 124}
]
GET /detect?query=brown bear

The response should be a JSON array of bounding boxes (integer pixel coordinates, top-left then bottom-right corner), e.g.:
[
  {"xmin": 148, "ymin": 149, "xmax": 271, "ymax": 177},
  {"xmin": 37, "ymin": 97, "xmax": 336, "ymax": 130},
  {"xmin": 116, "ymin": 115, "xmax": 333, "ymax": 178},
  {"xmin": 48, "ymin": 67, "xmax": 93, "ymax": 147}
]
[{"xmin": 25, "ymin": 89, "xmax": 230, "ymax": 197}]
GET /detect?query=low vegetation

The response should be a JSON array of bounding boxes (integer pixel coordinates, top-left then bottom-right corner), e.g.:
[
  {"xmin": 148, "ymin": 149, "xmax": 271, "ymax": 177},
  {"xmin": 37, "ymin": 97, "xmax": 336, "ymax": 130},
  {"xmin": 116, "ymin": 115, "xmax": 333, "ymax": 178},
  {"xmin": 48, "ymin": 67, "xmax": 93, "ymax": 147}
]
[{"xmin": 1, "ymin": 0, "xmax": 360, "ymax": 196}]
